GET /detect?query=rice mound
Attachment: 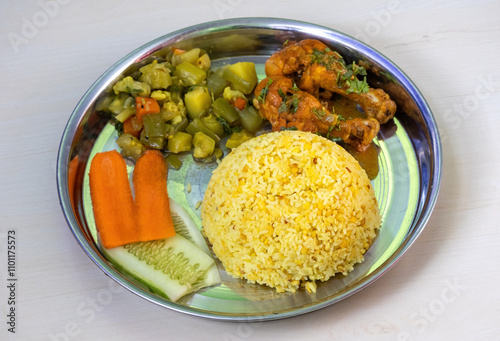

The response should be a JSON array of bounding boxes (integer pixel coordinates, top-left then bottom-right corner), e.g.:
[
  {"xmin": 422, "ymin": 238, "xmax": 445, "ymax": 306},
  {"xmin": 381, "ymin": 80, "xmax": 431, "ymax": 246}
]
[{"xmin": 201, "ymin": 131, "xmax": 381, "ymax": 293}]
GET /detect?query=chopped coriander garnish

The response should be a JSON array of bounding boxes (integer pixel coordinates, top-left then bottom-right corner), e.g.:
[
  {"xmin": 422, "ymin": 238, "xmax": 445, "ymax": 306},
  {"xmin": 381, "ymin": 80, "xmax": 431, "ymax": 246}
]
[
  {"xmin": 336, "ymin": 62, "xmax": 369, "ymax": 94},
  {"xmin": 290, "ymin": 95, "xmax": 300, "ymax": 113},
  {"xmin": 346, "ymin": 76, "xmax": 369, "ymax": 94},
  {"xmin": 311, "ymin": 49, "xmax": 324, "ymax": 64},
  {"xmin": 310, "ymin": 48, "xmax": 341, "ymax": 71},
  {"xmin": 311, "ymin": 107, "xmax": 326, "ymax": 120},
  {"xmin": 342, "ymin": 69, "xmax": 353, "ymax": 81},
  {"xmin": 278, "ymin": 88, "xmax": 287, "ymax": 101},
  {"xmin": 278, "ymin": 91, "xmax": 300, "ymax": 114},
  {"xmin": 349, "ymin": 62, "xmax": 367, "ymax": 76},
  {"xmin": 333, "ymin": 51, "xmax": 346, "ymax": 66},
  {"xmin": 114, "ymin": 121, "xmax": 124, "ymax": 134},
  {"xmin": 216, "ymin": 116, "xmax": 241, "ymax": 134},
  {"xmin": 336, "ymin": 70, "xmax": 343, "ymax": 86},
  {"xmin": 257, "ymin": 79, "xmax": 273, "ymax": 104},
  {"xmin": 277, "ymin": 88, "xmax": 288, "ymax": 113},
  {"xmin": 327, "ymin": 125, "xmax": 335, "ymax": 139},
  {"xmin": 216, "ymin": 116, "xmax": 232, "ymax": 135},
  {"xmin": 334, "ymin": 114, "xmax": 347, "ymax": 131},
  {"xmin": 341, "ymin": 62, "xmax": 367, "ymax": 82},
  {"xmin": 278, "ymin": 100, "xmax": 288, "ymax": 114}
]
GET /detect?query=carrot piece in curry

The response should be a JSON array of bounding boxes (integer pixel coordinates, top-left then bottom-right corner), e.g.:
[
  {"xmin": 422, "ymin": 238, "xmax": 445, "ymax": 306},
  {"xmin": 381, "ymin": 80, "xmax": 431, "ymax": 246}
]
[
  {"xmin": 123, "ymin": 116, "xmax": 142, "ymax": 138},
  {"xmin": 135, "ymin": 97, "xmax": 160, "ymax": 125},
  {"xmin": 232, "ymin": 97, "xmax": 247, "ymax": 110}
]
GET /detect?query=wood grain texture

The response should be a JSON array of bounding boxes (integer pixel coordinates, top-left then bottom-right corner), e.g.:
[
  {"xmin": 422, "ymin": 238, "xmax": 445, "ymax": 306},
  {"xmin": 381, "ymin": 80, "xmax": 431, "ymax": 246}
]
[{"xmin": 1, "ymin": 1, "xmax": 499, "ymax": 340}]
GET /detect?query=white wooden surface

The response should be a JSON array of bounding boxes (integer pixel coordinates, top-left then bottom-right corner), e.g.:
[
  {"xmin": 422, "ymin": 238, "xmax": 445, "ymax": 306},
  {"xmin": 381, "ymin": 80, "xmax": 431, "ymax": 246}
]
[{"xmin": 1, "ymin": 1, "xmax": 500, "ymax": 340}]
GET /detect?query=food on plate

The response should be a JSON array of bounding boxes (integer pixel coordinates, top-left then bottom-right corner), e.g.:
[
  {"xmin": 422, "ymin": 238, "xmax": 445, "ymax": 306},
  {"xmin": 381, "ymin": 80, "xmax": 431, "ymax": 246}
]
[
  {"xmin": 264, "ymin": 39, "xmax": 397, "ymax": 124},
  {"xmin": 95, "ymin": 47, "xmax": 263, "ymax": 165},
  {"xmin": 253, "ymin": 38, "xmax": 398, "ymax": 152},
  {"xmin": 89, "ymin": 150, "xmax": 137, "ymax": 248},
  {"xmin": 133, "ymin": 149, "xmax": 176, "ymax": 242},
  {"xmin": 89, "ymin": 149, "xmax": 221, "ymax": 301},
  {"xmin": 254, "ymin": 76, "xmax": 380, "ymax": 152},
  {"xmin": 89, "ymin": 150, "xmax": 175, "ymax": 248},
  {"xmin": 97, "ymin": 40, "xmax": 394, "ymax": 169},
  {"xmin": 101, "ymin": 199, "xmax": 221, "ymax": 302},
  {"xmin": 90, "ymin": 39, "xmax": 394, "ymax": 298},
  {"xmin": 201, "ymin": 131, "xmax": 381, "ymax": 293}
]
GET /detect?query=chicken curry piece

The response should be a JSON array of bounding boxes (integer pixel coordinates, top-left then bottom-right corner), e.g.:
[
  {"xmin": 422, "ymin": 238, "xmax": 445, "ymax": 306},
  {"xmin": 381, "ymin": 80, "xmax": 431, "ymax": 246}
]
[{"xmin": 254, "ymin": 39, "xmax": 397, "ymax": 153}]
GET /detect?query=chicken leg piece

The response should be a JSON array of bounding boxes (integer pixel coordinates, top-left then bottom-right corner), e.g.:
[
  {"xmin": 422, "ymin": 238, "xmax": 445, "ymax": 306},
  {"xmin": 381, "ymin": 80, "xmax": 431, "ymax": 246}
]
[
  {"xmin": 254, "ymin": 76, "xmax": 380, "ymax": 152},
  {"xmin": 265, "ymin": 39, "xmax": 397, "ymax": 124}
]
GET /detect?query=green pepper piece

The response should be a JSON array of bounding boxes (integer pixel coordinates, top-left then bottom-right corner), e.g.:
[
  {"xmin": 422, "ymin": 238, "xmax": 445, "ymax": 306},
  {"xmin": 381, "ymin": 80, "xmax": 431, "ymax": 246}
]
[
  {"xmin": 212, "ymin": 98, "xmax": 240, "ymax": 125},
  {"xmin": 186, "ymin": 118, "xmax": 220, "ymax": 144},
  {"xmin": 207, "ymin": 69, "xmax": 230, "ymax": 98},
  {"xmin": 173, "ymin": 61, "xmax": 206, "ymax": 85},
  {"xmin": 168, "ymin": 82, "xmax": 185, "ymax": 104},
  {"xmin": 172, "ymin": 116, "xmax": 189, "ymax": 133},
  {"xmin": 164, "ymin": 123, "xmax": 175, "ymax": 137},
  {"xmin": 140, "ymin": 129, "xmax": 165, "ymax": 149},
  {"xmin": 165, "ymin": 153, "xmax": 182, "ymax": 170},
  {"xmin": 238, "ymin": 106, "xmax": 264, "ymax": 133},
  {"xmin": 143, "ymin": 113, "xmax": 166, "ymax": 137}
]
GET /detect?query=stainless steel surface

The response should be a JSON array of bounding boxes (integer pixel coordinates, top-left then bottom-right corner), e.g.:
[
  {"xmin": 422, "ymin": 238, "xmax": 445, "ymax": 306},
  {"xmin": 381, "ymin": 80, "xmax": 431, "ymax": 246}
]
[{"xmin": 57, "ymin": 18, "xmax": 442, "ymax": 321}]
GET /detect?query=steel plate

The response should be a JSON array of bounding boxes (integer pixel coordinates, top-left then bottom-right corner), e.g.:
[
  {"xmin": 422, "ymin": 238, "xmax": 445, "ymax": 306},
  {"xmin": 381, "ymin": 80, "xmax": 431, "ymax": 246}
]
[{"xmin": 57, "ymin": 18, "xmax": 441, "ymax": 321}]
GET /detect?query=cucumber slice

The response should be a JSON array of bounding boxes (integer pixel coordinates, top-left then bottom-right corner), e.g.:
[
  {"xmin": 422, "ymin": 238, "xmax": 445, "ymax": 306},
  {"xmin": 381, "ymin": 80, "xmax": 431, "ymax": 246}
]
[
  {"xmin": 102, "ymin": 234, "xmax": 215, "ymax": 302},
  {"xmin": 100, "ymin": 198, "xmax": 220, "ymax": 302},
  {"xmin": 169, "ymin": 199, "xmax": 211, "ymax": 255},
  {"xmin": 168, "ymin": 198, "xmax": 221, "ymax": 290},
  {"xmin": 192, "ymin": 263, "xmax": 220, "ymax": 291}
]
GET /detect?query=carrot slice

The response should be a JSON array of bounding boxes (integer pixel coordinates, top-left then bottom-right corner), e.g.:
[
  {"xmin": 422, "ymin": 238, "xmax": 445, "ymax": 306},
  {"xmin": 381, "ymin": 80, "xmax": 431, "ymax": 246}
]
[
  {"xmin": 135, "ymin": 97, "xmax": 160, "ymax": 125},
  {"xmin": 89, "ymin": 150, "xmax": 137, "ymax": 249},
  {"xmin": 133, "ymin": 150, "xmax": 176, "ymax": 241},
  {"xmin": 89, "ymin": 150, "xmax": 175, "ymax": 248}
]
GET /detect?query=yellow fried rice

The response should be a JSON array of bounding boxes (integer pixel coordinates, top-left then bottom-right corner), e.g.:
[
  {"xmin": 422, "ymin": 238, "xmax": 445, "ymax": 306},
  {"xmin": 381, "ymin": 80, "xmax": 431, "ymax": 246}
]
[{"xmin": 201, "ymin": 131, "xmax": 381, "ymax": 293}]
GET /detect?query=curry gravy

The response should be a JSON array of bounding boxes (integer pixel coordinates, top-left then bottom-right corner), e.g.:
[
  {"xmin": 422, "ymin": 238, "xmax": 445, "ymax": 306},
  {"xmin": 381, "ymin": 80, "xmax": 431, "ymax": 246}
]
[
  {"xmin": 329, "ymin": 95, "xmax": 380, "ymax": 180},
  {"xmin": 344, "ymin": 143, "xmax": 379, "ymax": 180}
]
